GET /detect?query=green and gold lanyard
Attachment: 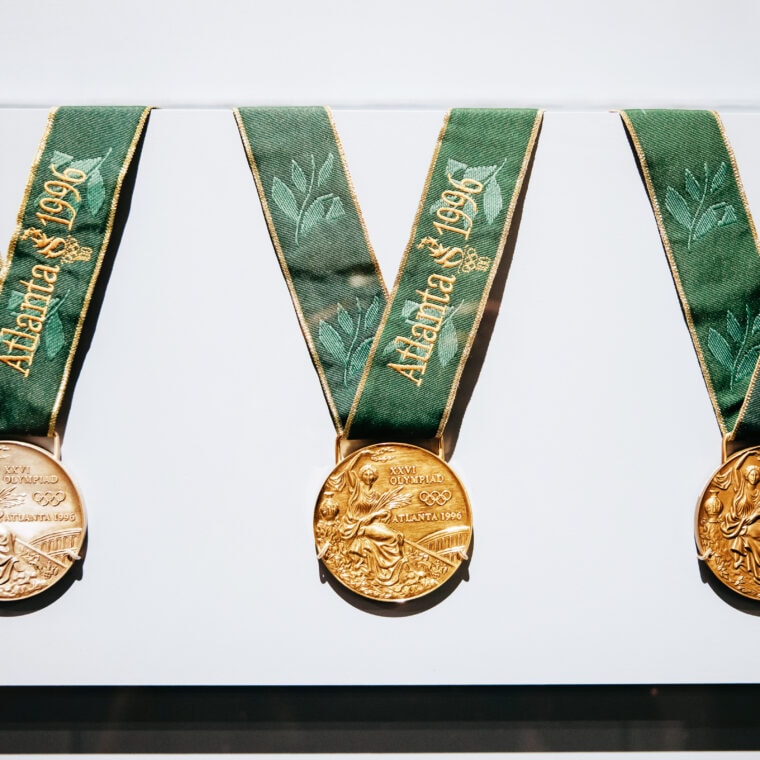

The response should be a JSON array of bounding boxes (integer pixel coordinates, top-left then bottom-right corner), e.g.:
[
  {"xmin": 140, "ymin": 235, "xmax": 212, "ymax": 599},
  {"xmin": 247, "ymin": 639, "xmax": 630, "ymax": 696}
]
[
  {"xmin": 0, "ymin": 106, "xmax": 151, "ymax": 602},
  {"xmin": 620, "ymin": 109, "xmax": 760, "ymax": 600},
  {"xmin": 236, "ymin": 107, "xmax": 542, "ymax": 603}
]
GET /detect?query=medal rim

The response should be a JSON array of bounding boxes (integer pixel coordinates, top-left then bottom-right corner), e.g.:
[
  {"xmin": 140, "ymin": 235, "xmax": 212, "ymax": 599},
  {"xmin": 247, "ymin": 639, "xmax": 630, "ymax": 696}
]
[
  {"xmin": 695, "ymin": 445, "xmax": 760, "ymax": 601},
  {"xmin": 313, "ymin": 441, "xmax": 472, "ymax": 604},
  {"xmin": 0, "ymin": 439, "xmax": 86, "ymax": 602}
]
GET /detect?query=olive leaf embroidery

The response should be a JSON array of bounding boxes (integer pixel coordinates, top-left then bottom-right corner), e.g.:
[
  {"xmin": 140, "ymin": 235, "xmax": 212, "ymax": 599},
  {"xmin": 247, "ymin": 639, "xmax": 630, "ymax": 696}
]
[
  {"xmin": 271, "ymin": 153, "xmax": 346, "ymax": 245},
  {"xmin": 430, "ymin": 157, "xmax": 508, "ymax": 225},
  {"xmin": 8, "ymin": 288, "xmax": 70, "ymax": 360},
  {"xmin": 383, "ymin": 299, "xmax": 463, "ymax": 368},
  {"xmin": 707, "ymin": 306, "xmax": 760, "ymax": 389},
  {"xmin": 318, "ymin": 295, "xmax": 381, "ymax": 387},
  {"xmin": 665, "ymin": 162, "xmax": 738, "ymax": 250},
  {"xmin": 46, "ymin": 148, "xmax": 113, "ymax": 218}
]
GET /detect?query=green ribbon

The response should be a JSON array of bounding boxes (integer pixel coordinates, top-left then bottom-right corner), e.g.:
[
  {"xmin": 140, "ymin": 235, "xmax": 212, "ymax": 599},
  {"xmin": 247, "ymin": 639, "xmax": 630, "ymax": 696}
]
[
  {"xmin": 620, "ymin": 110, "xmax": 760, "ymax": 444},
  {"xmin": 0, "ymin": 106, "xmax": 151, "ymax": 436},
  {"xmin": 235, "ymin": 107, "xmax": 386, "ymax": 430},
  {"xmin": 236, "ymin": 107, "xmax": 542, "ymax": 442},
  {"xmin": 347, "ymin": 109, "xmax": 541, "ymax": 440}
]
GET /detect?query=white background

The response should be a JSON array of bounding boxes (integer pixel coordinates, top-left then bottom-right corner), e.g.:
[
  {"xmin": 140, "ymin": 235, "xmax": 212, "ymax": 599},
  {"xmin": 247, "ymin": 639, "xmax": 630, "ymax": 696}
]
[{"xmin": 0, "ymin": 1, "xmax": 759, "ymax": 686}]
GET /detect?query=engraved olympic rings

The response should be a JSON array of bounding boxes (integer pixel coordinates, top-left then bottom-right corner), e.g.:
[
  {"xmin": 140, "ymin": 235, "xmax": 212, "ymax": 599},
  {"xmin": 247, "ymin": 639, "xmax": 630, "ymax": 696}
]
[
  {"xmin": 418, "ymin": 489, "xmax": 452, "ymax": 507},
  {"xmin": 32, "ymin": 490, "xmax": 66, "ymax": 507}
]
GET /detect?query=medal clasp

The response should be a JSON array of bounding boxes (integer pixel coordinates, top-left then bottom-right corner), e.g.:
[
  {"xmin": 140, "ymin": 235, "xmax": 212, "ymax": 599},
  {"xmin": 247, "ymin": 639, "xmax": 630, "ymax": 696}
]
[
  {"xmin": 12, "ymin": 433, "xmax": 62, "ymax": 460},
  {"xmin": 722, "ymin": 433, "xmax": 755, "ymax": 463},
  {"xmin": 335, "ymin": 434, "xmax": 446, "ymax": 463}
]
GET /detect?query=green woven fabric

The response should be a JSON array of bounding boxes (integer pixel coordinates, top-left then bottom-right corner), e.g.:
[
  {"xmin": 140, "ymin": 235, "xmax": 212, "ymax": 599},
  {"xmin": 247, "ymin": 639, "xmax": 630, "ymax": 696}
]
[
  {"xmin": 348, "ymin": 109, "xmax": 541, "ymax": 440},
  {"xmin": 621, "ymin": 110, "xmax": 760, "ymax": 441},
  {"xmin": 237, "ymin": 107, "xmax": 542, "ymax": 441},
  {"xmin": 235, "ymin": 107, "xmax": 385, "ymax": 430},
  {"xmin": 0, "ymin": 106, "xmax": 151, "ymax": 435}
]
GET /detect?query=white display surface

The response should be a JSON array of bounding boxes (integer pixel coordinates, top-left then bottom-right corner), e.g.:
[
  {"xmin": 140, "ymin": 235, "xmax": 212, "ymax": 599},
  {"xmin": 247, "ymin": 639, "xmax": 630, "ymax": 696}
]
[
  {"xmin": 1, "ymin": 0, "xmax": 760, "ymax": 686},
  {"xmin": 0, "ymin": 0, "xmax": 758, "ymax": 109},
  {"xmin": 0, "ymin": 108, "xmax": 758, "ymax": 685}
]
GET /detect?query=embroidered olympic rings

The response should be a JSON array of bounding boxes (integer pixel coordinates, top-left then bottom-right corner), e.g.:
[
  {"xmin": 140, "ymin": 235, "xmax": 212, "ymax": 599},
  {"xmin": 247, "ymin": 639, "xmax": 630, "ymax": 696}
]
[
  {"xmin": 460, "ymin": 246, "xmax": 491, "ymax": 274},
  {"xmin": 418, "ymin": 490, "xmax": 452, "ymax": 507}
]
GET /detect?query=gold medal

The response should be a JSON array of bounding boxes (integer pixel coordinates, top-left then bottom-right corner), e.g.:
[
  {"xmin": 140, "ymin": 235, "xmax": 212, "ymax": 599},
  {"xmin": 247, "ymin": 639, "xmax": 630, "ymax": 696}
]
[
  {"xmin": 0, "ymin": 108, "xmax": 151, "ymax": 604},
  {"xmin": 619, "ymin": 110, "xmax": 760, "ymax": 603},
  {"xmin": 0, "ymin": 440, "xmax": 84, "ymax": 601},
  {"xmin": 238, "ymin": 108, "xmax": 542, "ymax": 605},
  {"xmin": 696, "ymin": 446, "xmax": 760, "ymax": 600},
  {"xmin": 314, "ymin": 443, "xmax": 471, "ymax": 602}
]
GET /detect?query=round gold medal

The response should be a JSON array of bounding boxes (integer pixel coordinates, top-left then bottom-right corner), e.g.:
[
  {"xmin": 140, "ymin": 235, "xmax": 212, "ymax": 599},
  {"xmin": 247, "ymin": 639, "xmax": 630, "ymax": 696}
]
[
  {"xmin": 0, "ymin": 441, "xmax": 85, "ymax": 602},
  {"xmin": 314, "ymin": 442, "xmax": 472, "ymax": 602},
  {"xmin": 695, "ymin": 446, "xmax": 760, "ymax": 601}
]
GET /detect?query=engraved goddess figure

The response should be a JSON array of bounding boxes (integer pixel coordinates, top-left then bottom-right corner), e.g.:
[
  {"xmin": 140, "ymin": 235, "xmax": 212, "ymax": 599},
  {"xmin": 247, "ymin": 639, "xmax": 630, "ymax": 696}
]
[
  {"xmin": 0, "ymin": 526, "xmax": 21, "ymax": 587},
  {"xmin": 719, "ymin": 458, "xmax": 760, "ymax": 580},
  {"xmin": 337, "ymin": 455, "xmax": 411, "ymax": 585}
]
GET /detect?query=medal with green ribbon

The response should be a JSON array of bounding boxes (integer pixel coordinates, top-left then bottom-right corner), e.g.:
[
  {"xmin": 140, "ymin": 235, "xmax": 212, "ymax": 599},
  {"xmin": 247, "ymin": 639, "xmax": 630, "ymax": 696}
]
[
  {"xmin": 0, "ymin": 106, "xmax": 151, "ymax": 602},
  {"xmin": 236, "ymin": 107, "xmax": 542, "ymax": 602},
  {"xmin": 620, "ymin": 109, "xmax": 760, "ymax": 600}
]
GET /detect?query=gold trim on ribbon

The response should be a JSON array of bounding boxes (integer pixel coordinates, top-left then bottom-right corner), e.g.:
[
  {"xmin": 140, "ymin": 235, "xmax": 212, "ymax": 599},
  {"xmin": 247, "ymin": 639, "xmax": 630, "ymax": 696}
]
[
  {"xmin": 343, "ymin": 111, "xmax": 453, "ymax": 439},
  {"xmin": 618, "ymin": 109, "xmax": 728, "ymax": 435},
  {"xmin": 436, "ymin": 110, "xmax": 544, "ymax": 439},
  {"xmin": 235, "ymin": 106, "xmax": 384, "ymax": 434},
  {"xmin": 345, "ymin": 110, "xmax": 543, "ymax": 445},
  {"xmin": 713, "ymin": 112, "xmax": 760, "ymax": 439},
  {"xmin": 48, "ymin": 106, "xmax": 153, "ymax": 436}
]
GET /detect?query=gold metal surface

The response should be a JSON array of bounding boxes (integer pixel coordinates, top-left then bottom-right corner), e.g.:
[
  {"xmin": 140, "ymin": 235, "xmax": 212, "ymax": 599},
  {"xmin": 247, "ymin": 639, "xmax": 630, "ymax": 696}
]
[
  {"xmin": 314, "ymin": 442, "xmax": 471, "ymax": 602},
  {"xmin": 696, "ymin": 446, "xmax": 760, "ymax": 600},
  {"xmin": 0, "ymin": 440, "xmax": 85, "ymax": 601}
]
